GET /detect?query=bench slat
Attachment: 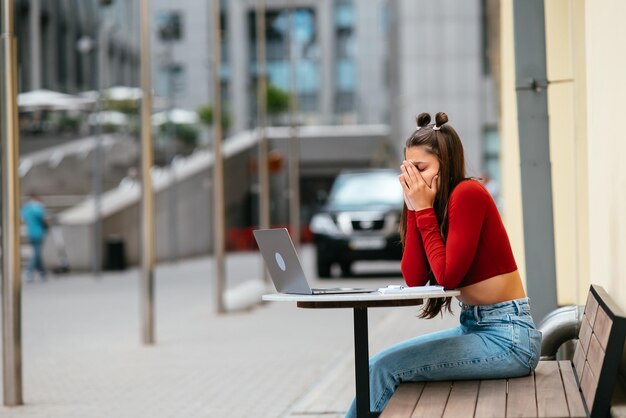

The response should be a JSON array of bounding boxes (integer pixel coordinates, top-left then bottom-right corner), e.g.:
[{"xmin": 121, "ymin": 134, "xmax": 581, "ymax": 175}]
[
  {"xmin": 535, "ymin": 361, "xmax": 570, "ymax": 417},
  {"xmin": 506, "ymin": 374, "xmax": 538, "ymax": 417},
  {"xmin": 580, "ymin": 361, "xmax": 598, "ymax": 411},
  {"xmin": 584, "ymin": 291, "xmax": 599, "ymax": 326},
  {"xmin": 442, "ymin": 381, "xmax": 479, "ymax": 418},
  {"xmin": 579, "ymin": 314, "xmax": 593, "ymax": 355},
  {"xmin": 572, "ymin": 340, "xmax": 585, "ymax": 382},
  {"xmin": 558, "ymin": 361, "xmax": 587, "ymax": 418},
  {"xmin": 380, "ymin": 383, "xmax": 424, "ymax": 418},
  {"xmin": 594, "ymin": 307, "xmax": 613, "ymax": 351},
  {"xmin": 411, "ymin": 381, "xmax": 452, "ymax": 418},
  {"xmin": 474, "ymin": 380, "xmax": 507, "ymax": 418},
  {"xmin": 586, "ymin": 333, "xmax": 605, "ymax": 383}
]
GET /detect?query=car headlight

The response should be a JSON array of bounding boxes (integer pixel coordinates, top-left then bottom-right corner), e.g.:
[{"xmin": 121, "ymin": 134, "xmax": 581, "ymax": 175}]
[{"xmin": 310, "ymin": 213, "xmax": 341, "ymax": 236}]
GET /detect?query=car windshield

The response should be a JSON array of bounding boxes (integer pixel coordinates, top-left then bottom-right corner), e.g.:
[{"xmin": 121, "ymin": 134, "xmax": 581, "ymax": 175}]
[{"xmin": 328, "ymin": 171, "xmax": 403, "ymax": 207}]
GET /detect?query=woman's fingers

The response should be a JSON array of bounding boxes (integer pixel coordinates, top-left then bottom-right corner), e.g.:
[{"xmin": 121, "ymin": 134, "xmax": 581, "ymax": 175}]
[
  {"xmin": 400, "ymin": 166, "xmax": 413, "ymax": 190},
  {"xmin": 400, "ymin": 163, "xmax": 413, "ymax": 188},
  {"xmin": 399, "ymin": 176, "xmax": 415, "ymax": 210},
  {"xmin": 431, "ymin": 174, "xmax": 440, "ymax": 193},
  {"xmin": 398, "ymin": 174, "xmax": 410, "ymax": 191},
  {"xmin": 403, "ymin": 161, "xmax": 424, "ymax": 187},
  {"xmin": 416, "ymin": 169, "xmax": 430, "ymax": 187}
]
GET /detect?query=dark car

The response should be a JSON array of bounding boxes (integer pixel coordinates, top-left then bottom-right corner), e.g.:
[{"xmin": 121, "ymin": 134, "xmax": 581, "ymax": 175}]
[{"xmin": 309, "ymin": 169, "xmax": 404, "ymax": 278}]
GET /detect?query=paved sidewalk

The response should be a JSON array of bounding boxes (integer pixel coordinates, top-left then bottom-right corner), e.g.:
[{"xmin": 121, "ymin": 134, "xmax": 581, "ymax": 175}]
[{"xmin": 0, "ymin": 246, "xmax": 458, "ymax": 418}]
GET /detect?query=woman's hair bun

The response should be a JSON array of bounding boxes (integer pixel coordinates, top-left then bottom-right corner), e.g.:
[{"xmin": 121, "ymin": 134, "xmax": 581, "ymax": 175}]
[
  {"xmin": 416, "ymin": 113, "xmax": 431, "ymax": 128},
  {"xmin": 435, "ymin": 112, "xmax": 449, "ymax": 127}
]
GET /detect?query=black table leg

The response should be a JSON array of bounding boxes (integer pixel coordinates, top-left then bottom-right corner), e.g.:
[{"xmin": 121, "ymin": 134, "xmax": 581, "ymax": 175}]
[{"xmin": 353, "ymin": 307, "xmax": 380, "ymax": 418}]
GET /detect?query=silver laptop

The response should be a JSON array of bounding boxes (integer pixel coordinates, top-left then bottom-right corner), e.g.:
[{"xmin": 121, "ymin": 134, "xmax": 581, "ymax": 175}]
[{"xmin": 253, "ymin": 228, "xmax": 376, "ymax": 295}]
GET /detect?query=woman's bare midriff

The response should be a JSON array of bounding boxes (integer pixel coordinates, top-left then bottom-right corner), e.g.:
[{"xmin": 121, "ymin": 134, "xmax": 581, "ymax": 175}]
[{"xmin": 456, "ymin": 270, "xmax": 527, "ymax": 306}]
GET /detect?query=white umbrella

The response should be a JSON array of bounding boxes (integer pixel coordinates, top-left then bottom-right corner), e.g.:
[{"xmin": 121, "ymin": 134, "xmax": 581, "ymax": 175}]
[
  {"xmin": 79, "ymin": 90, "xmax": 100, "ymax": 101},
  {"xmin": 152, "ymin": 109, "xmax": 199, "ymax": 126},
  {"xmin": 105, "ymin": 86, "xmax": 143, "ymax": 101},
  {"xmin": 18, "ymin": 89, "xmax": 94, "ymax": 111},
  {"xmin": 87, "ymin": 111, "xmax": 129, "ymax": 126},
  {"xmin": 82, "ymin": 87, "xmax": 169, "ymax": 108}
]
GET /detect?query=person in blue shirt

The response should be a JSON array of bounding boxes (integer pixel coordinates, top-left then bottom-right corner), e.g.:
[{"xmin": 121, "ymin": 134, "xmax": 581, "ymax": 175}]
[{"xmin": 21, "ymin": 194, "xmax": 49, "ymax": 282}]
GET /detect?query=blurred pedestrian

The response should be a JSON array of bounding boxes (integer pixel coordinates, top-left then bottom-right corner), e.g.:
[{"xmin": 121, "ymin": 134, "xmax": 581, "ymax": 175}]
[{"xmin": 21, "ymin": 194, "xmax": 50, "ymax": 282}]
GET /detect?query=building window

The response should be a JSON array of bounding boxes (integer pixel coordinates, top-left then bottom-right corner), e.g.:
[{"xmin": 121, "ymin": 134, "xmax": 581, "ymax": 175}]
[
  {"xmin": 247, "ymin": 8, "xmax": 319, "ymax": 118},
  {"xmin": 480, "ymin": 0, "xmax": 491, "ymax": 75},
  {"xmin": 334, "ymin": 0, "xmax": 355, "ymax": 117},
  {"xmin": 156, "ymin": 63, "xmax": 186, "ymax": 99},
  {"xmin": 156, "ymin": 10, "xmax": 184, "ymax": 42},
  {"xmin": 482, "ymin": 126, "xmax": 501, "ymax": 208}
]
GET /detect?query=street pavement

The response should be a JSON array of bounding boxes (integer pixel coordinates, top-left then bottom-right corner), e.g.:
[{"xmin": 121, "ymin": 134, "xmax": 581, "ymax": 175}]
[{"xmin": 0, "ymin": 245, "xmax": 458, "ymax": 418}]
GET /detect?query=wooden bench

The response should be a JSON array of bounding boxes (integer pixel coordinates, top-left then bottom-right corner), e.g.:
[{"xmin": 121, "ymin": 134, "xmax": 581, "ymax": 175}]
[{"xmin": 380, "ymin": 285, "xmax": 626, "ymax": 418}]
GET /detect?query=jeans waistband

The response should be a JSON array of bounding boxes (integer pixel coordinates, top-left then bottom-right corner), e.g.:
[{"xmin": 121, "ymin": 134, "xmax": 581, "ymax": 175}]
[{"xmin": 460, "ymin": 298, "xmax": 531, "ymax": 317}]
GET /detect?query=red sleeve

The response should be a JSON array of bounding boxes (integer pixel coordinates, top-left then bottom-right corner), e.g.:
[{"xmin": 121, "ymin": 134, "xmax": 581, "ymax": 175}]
[
  {"xmin": 414, "ymin": 182, "xmax": 487, "ymax": 289},
  {"xmin": 401, "ymin": 210, "xmax": 430, "ymax": 286}
]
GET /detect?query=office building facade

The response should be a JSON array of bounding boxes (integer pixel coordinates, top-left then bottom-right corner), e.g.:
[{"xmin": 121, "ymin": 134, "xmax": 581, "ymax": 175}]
[
  {"xmin": 14, "ymin": 0, "xmax": 140, "ymax": 94},
  {"xmin": 150, "ymin": 0, "xmax": 498, "ymax": 177}
]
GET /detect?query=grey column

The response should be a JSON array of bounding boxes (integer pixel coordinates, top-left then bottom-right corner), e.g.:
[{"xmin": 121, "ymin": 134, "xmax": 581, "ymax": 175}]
[
  {"xmin": 1, "ymin": 0, "xmax": 23, "ymax": 405},
  {"xmin": 124, "ymin": 2, "xmax": 134, "ymax": 86},
  {"xmin": 47, "ymin": 5, "xmax": 59, "ymax": 90},
  {"xmin": 513, "ymin": 0, "xmax": 557, "ymax": 322},
  {"xmin": 98, "ymin": 25, "xmax": 109, "ymax": 89},
  {"xmin": 318, "ymin": 1, "xmax": 334, "ymax": 124},
  {"xmin": 29, "ymin": 0, "xmax": 41, "ymax": 90},
  {"xmin": 76, "ymin": 0, "xmax": 91, "ymax": 91},
  {"xmin": 228, "ymin": 0, "xmax": 248, "ymax": 132},
  {"xmin": 354, "ymin": 0, "xmax": 385, "ymax": 124},
  {"xmin": 387, "ymin": 0, "xmax": 402, "ymax": 158},
  {"xmin": 64, "ymin": 0, "xmax": 77, "ymax": 92}
]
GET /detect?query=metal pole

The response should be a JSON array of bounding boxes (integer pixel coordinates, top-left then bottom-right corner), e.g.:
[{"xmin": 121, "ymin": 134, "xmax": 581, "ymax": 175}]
[
  {"xmin": 256, "ymin": 0, "xmax": 270, "ymax": 283},
  {"xmin": 211, "ymin": 0, "xmax": 226, "ymax": 314},
  {"xmin": 166, "ymin": 40, "xmax": 178, "ymax": 262},
  {"xmin": 288, "ymin": 4, "xmax": 300, "ymax": 248},
  {"xmin": 92, "ymin": 10, "xmax": 105, "ymax": 277},
  {"xmin": 139, "ymin": 0, "xmax": 155, "ymax": 344},
  {"xmin": 513, "ymin": 0, "xmax": 557, "ymax": 322},
  {"xmin": 1, "ymin": 0, "xmax": 23, "ymax": 405},
  {"xmin": 353, "ymin": 308, "xmax": 374, "ymax": 418}
]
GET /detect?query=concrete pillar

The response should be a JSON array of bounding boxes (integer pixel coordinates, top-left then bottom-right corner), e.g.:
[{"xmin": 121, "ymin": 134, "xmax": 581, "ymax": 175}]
[
  {"xmin": 228, "ymin": 0, "xmax": 249, "ymax": 132},
  {"xmin": 47, "ymin": 6, "xmax": 59, "ymax": 90},
  {"xmin": 110, "ymin": 44, "xmax": 119, "ymax": 87},
  {"xmin": 98, "ymin": 25, "xmax": 109, "ymax": 89},
  {"xmin": 124, "ymin": 2, "xmax": 134, "ymax": 86},
  {"xmin": 29, "ymin": 0, "xmax": 42, "ymax": 90},
  {"xmin": 354, "ymin": 0, "xmax": 385, "ymax": 124},
  {"xmin": 318, "ymin": 1, "xmax": 334, "ymax": 124},
  {"xmin": 64, "ymin": 0, "xmax": 77, "ymax": 93},
  {"xmin": 387, "ymin": 0, "xmax": 401, "ymax": 158},
  {"xmin": 75, "ymin": 0, "xmax": 89, "ymax": 91}
]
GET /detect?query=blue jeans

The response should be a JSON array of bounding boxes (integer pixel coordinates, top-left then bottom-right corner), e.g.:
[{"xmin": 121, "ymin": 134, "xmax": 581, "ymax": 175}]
[
  {"xmin": 345, "ymin": 298, "xmax": 542, "ymax": 417},
  {"xmin": 27, "ymin": 238, "xmax": 46, "ymax": 280}
]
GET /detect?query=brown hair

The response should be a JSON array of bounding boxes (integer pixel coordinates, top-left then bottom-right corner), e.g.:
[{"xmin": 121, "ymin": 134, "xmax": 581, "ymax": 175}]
[{"xmin": 400, "ymin": 112, "xmax": 467, "ymax": 318}]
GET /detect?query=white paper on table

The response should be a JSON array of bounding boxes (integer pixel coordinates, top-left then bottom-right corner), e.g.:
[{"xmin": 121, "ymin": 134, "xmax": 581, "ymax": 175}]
[{"xmin": 377, "ymin": 285, "xmax": 445, "ymax": 294}]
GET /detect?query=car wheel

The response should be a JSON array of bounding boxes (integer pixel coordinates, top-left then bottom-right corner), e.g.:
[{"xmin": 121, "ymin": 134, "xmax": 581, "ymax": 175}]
[
  {"xmin": 340, "ymin": 261, "xmax": 353, "ymax": 277},
  {"xmin": 317, "ymin": 258, "xmax": 332, "ymax": 279}
]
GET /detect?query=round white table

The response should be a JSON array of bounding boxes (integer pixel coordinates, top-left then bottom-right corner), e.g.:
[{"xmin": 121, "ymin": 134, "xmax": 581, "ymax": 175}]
[{"xmin": 263, "ymin": 290, "xmax": 460, "ymax": 418}]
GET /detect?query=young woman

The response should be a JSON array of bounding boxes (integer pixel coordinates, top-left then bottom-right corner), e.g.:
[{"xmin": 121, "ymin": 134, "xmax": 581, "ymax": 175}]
[{"xmin": 345, "ymin": 112, "xmax": 541, "ymax": 418}]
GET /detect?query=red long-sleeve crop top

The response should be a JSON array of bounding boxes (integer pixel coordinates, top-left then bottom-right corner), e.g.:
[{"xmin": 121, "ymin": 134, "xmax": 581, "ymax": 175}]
[{"xmin": 401, "ymin": 179, "xmax": 517, "ymax": 289}]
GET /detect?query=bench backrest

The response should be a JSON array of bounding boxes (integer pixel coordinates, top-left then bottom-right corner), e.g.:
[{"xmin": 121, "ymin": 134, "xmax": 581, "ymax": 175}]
[{"xmin": 572, "ymin": 285, "xmax": 626, "ymax": 417}]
